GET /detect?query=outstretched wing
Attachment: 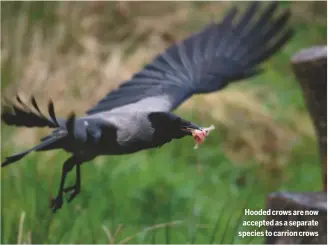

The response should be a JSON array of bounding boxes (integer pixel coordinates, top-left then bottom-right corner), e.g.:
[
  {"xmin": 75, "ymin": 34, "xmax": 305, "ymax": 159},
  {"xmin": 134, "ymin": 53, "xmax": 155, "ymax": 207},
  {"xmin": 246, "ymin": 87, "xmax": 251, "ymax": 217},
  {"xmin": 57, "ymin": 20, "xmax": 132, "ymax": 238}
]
[{"xmin": 86, "ymin": 2, "xmax": 293, "ymax": 115}]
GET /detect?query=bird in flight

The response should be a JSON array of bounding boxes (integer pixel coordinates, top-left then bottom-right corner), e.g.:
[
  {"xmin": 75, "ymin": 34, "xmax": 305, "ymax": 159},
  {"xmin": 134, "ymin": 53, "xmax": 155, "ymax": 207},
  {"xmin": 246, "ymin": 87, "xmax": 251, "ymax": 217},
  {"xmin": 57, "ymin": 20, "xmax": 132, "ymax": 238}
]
[{"xmin": 1, "ymin": 2, "xmax": 293, "ymax": 213}]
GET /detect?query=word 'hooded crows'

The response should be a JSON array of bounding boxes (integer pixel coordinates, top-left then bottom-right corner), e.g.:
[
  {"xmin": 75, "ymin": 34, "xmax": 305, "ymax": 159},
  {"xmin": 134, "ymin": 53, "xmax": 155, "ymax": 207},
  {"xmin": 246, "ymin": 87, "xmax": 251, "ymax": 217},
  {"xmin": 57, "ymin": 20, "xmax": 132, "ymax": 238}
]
[{"xmin": 2, "ymin": 2, "xmax": 293, "ymax": 213}]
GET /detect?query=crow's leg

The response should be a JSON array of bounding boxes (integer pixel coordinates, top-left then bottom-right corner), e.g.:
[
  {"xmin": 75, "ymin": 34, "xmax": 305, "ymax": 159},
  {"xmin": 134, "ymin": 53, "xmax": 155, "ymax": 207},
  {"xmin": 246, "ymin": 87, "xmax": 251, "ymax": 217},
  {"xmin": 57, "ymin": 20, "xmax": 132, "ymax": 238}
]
[
  {"xmin": 63, "ymin": 162, "xmax": 81, "ymax": 203},
  {"xmin": 51, "ymin": 156, "xmax": 77, "ymax": 213}
]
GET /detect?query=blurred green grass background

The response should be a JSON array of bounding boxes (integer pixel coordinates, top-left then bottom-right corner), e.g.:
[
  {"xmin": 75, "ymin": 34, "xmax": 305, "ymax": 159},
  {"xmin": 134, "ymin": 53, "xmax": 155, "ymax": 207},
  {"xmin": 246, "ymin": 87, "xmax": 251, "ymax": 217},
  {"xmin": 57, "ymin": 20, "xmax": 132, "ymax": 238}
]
[{"xmin": 1, "ymin": 1, "xmax": 326, "ymax": 244}]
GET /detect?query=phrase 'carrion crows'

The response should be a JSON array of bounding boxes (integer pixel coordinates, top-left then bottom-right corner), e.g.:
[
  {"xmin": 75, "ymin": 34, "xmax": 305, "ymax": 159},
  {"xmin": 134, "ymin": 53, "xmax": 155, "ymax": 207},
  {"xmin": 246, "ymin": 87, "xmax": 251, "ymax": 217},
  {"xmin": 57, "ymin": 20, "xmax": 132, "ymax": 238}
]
[{"xmin": 2, "ymin": 2, "xmax": 293, "ymax": 212}]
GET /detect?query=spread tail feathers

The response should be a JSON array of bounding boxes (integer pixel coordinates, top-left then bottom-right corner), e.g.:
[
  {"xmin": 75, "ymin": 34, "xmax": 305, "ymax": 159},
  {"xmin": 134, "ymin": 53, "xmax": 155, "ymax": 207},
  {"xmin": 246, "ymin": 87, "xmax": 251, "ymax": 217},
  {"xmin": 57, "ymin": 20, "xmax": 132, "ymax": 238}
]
[{"xmin": 2, "ymin": 95, "xmax": 60, "ymax": 128}]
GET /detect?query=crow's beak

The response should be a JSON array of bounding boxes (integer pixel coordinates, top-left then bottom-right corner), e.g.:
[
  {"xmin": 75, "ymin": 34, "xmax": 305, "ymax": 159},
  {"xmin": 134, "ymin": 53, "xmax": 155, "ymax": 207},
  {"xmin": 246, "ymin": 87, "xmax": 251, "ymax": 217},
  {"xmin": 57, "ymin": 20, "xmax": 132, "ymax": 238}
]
[{"xmin": 180, "ymin": 122, "xmax": 202, "ymax": 135}]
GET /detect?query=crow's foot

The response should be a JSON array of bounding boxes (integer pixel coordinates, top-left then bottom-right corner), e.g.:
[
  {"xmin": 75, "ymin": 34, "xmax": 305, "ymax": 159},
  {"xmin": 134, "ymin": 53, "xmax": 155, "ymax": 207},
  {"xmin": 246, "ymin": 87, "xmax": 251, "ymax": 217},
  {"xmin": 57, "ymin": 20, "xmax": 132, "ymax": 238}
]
[
  {"xmin": 50, "ymin": 195, "xmax": 63, "ymax": 213},
  {"xmin": 63, "ymin": 185, "xmax": 80, "ymax": 203},
  {"xmin": 63, "ymin": 185, "xmax": 75, "ymax": 193}
]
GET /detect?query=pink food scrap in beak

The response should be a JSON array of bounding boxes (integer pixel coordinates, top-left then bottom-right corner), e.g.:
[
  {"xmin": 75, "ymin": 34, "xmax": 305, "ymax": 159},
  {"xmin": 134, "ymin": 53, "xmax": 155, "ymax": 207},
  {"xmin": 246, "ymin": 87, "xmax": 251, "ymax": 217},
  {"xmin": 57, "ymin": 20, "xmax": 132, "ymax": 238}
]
[{"xmin": 192, "ymin": 125, "xmax": 215, "ymax": 149}]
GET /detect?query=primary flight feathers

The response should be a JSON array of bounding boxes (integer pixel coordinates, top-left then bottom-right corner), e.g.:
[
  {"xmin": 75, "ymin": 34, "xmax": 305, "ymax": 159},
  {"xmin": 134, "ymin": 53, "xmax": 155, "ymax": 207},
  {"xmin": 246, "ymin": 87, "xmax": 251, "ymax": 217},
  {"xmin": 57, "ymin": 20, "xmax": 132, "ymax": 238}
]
[{"xmin": 86, "ymin": 1, "xmax": 292, "ymax": 115}]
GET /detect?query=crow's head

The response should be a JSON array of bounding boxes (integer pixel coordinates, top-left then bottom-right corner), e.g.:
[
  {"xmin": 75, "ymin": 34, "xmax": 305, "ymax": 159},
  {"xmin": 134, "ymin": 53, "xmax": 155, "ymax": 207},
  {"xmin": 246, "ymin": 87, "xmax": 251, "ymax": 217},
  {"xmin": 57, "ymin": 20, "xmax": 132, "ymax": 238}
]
[{"xmin": 148, "ymin": 112, "xmax": 214, "ymax": 148}]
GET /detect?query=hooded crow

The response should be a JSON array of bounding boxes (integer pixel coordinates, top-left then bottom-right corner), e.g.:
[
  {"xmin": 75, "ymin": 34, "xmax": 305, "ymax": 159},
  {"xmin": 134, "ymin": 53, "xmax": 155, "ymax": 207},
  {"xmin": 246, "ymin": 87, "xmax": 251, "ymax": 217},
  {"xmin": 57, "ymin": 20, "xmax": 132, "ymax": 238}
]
[{"xmin": 1, "ymin": 2, "xmax": 293, "ymax": 212}]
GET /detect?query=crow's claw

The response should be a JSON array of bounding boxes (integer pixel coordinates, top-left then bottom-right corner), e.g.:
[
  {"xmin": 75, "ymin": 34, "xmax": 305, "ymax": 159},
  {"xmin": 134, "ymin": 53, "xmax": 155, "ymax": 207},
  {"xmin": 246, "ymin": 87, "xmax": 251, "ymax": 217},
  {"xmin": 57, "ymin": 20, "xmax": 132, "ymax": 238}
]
[
  {"xmin": 63, "ymin": 185, "xmax": 80, "ymax": 203},
  {"xmin": 50, "ymin": 196, "xmax": 63, "ymax": 213},
  {"xmin": 63, "ymin": 185, "xmax": 75, "ymax": 193},
  {"xmin": 67, "ymin": 190, "xmax": 80, "ymax": 203}
]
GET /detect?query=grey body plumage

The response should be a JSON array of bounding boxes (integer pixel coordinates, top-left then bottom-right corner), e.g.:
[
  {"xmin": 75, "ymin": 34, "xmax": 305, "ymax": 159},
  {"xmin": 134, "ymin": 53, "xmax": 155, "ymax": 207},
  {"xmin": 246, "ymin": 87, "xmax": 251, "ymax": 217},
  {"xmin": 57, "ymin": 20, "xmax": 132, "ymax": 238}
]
[{"xmin": 1, "ymin": 2, "xmax": 293, "ymax": 212}]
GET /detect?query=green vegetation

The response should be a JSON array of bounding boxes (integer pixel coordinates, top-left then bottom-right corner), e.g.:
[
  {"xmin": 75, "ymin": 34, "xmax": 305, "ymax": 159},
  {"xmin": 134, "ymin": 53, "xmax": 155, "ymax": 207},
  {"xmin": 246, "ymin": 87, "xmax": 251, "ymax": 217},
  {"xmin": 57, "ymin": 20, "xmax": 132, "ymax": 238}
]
[{"xmin": 1, "ymin": 2, "xmax": 326, "ymax": 244}]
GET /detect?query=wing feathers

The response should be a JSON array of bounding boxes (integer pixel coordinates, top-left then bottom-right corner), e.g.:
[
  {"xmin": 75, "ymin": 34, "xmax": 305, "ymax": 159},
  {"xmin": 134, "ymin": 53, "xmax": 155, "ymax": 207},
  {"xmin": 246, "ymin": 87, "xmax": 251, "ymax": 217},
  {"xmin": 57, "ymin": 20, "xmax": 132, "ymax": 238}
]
[
  {"xmin": 2, "ymin": 95, "xmax": 59, "ymax": 128},
  {"xmin": 87, "ymin": 2, "xmax": 293, "ymax": 115}
]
